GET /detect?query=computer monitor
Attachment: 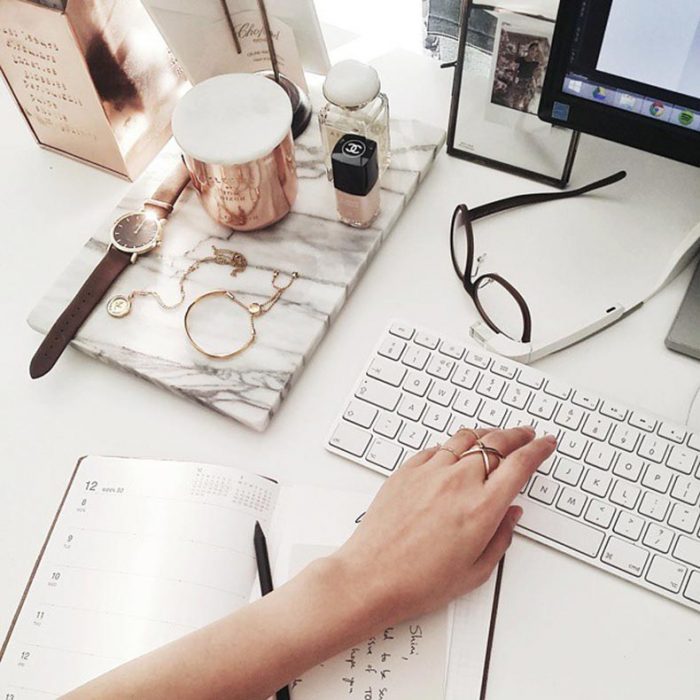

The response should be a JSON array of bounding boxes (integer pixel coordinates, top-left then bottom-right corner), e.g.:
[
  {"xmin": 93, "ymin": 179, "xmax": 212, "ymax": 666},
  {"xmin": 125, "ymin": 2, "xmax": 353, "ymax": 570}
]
[{"xmin": 539, "ymin": 0, "xmax": 700, "ymax": 167}]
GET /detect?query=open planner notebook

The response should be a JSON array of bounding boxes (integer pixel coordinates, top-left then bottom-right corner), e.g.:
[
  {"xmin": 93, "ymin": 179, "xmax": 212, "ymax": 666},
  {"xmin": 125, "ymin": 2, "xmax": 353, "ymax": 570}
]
[{"xmin": 0, "ymin": 457, "xmax": 500, "ymax": 699}]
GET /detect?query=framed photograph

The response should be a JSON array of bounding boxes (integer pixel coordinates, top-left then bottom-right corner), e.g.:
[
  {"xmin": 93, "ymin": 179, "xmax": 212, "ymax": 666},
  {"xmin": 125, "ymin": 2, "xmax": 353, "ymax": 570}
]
[{"xmin": 447, "ymin": 1, "xmax": 580, "ymax": 188}]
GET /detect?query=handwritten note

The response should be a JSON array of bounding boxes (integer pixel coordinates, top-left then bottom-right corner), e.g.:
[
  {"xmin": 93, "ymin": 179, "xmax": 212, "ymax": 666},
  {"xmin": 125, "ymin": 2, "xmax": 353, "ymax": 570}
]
[{"xmin": 287, "ymin": 545, "xmax": 448, "ymax": 700}]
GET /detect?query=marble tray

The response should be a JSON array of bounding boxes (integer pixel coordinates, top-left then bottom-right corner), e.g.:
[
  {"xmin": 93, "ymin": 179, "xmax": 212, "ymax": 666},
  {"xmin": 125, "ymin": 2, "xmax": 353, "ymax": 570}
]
[{"xmin": 28, "ymin": 117, "xmax": 445, "ymax": 431}]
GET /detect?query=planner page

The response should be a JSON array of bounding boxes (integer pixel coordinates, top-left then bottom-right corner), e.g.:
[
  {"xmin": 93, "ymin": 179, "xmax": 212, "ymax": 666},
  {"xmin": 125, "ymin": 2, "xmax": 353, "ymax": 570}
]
[
  {"xmin": 0, "ymin": 456, "xmax": 279, "ymax": 699},
  {"xmin": 269, "ymin": 485, "xmax": 452, "ymax": 700}
]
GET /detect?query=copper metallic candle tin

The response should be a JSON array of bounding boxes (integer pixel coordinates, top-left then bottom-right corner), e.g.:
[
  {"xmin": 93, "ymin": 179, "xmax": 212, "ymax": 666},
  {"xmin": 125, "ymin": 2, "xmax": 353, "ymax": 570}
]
[{"xmin": 172, "ymin": 73, "xmax": 298, "ymax": 232}]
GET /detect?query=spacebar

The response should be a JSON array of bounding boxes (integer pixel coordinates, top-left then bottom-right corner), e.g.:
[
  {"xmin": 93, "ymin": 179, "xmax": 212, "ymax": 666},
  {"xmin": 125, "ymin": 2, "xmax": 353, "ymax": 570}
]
[{"xmin": 514, "ymin": 498, "xmax": 605, "ymax": 558}]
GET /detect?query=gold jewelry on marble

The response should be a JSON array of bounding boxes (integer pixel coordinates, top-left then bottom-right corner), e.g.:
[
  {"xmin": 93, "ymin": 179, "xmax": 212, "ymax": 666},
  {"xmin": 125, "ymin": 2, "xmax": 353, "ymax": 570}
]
[
  {"xmin": 106, "ymin": 246, "xmax": 247, "ymax": 318},
  {"xmin": 460, "ymin": 441, "xmax": 504, "ymax": 480},
  {"xmin": 184, "ymin": 270, "xmax": 299, "ymax": 360}
]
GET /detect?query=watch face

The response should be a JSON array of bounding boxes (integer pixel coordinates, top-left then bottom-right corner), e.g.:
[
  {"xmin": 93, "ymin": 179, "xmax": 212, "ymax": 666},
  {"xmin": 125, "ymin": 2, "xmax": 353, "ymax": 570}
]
[{"xmin": 111, "ymin": 213, "xmax": 160, "ymax": 252}]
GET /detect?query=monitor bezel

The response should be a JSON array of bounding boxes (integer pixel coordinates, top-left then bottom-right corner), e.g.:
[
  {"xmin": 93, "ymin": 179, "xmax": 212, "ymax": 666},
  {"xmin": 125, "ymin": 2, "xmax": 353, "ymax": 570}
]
[{"xmin": 539, "ymin": 0, "xmax": 700, "ymax": 168}]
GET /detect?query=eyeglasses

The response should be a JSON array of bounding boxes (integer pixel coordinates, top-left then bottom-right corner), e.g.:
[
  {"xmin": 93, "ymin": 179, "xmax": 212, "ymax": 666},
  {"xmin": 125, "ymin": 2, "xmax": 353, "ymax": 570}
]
[{"xmin": 450, "ymin": 171, "xmax": 627, "ymax": 351}]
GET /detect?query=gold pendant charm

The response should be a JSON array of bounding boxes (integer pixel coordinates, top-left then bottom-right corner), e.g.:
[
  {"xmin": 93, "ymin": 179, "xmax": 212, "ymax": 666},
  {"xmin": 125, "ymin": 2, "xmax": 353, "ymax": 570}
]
[{"xmin": 107, "ymin": 295, "xmax": 132, "ymax": 318}]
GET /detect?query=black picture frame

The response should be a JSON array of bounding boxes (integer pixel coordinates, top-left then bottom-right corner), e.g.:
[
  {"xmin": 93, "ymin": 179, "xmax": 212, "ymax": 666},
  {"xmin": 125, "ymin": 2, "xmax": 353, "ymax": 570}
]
[{"xmin": 447, "ymin": 1, "xmax": 580, "ymax": 189}]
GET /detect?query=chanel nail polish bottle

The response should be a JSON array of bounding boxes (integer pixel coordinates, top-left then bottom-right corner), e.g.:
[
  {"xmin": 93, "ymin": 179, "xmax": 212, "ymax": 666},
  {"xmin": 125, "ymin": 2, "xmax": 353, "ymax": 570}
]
[{"xmin": 332, "ymin": 134, "xmax": 381, "ymax": 229}]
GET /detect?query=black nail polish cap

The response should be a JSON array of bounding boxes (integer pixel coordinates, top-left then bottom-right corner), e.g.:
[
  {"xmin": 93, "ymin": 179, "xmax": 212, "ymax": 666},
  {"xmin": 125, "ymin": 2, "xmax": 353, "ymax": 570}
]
[{"xmin": 332, "ymin": 134, "xmax": 379, "ymax": 196}]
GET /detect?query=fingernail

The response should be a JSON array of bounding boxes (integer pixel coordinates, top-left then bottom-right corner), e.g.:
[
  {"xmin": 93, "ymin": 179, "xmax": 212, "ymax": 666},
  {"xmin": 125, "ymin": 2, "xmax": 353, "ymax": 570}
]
[
  {"xmin": 522, "ymin": 425, "xmax": 536, "ymax": 436},
  {"xmin": 513, "ymin": 506, "xmax": 523, "ymax": 523},
  {"xmin": 544, "ymin": 434, "xmax": 558, "ymax": 446}
]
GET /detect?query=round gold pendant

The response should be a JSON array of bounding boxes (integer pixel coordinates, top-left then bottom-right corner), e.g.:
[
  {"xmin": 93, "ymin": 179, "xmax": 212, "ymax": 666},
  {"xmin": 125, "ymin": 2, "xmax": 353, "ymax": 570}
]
[{"xmin": 107, "ymin": 295, "xmax": 132, "ymax": 318}]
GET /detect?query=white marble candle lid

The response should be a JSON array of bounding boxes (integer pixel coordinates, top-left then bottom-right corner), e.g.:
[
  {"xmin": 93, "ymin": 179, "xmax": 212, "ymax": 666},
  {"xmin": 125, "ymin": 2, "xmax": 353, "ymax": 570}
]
[
  {"xmin": 172, "ymin": 73, "xmax": 293, "ymax": 165},
  {"xmin": 323, "ymin": 60, "xmax": 381, "ymax": 108}
]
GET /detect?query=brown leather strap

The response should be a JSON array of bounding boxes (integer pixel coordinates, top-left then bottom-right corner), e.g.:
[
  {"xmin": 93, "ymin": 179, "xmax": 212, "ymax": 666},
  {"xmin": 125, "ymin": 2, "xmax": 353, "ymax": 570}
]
[
  {"xmin": 143, "ymin": 161, "xmax": 191, "ymax": 219},
  {"xmin": 30, "ymin": 247, "xmax": 131, "ymax": 379}
]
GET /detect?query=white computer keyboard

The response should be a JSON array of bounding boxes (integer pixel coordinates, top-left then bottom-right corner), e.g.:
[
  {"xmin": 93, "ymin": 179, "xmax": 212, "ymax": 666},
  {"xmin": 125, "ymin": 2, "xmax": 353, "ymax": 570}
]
[{"xmin": 326, "ymin": 320, "xmax": 700, "ymax": 612}]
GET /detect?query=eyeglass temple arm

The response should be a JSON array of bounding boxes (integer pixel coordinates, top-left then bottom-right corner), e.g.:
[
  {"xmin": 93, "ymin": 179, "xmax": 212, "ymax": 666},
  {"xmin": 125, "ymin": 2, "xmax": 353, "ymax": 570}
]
[{"xmin": 468, "ymin": 170, "xmax": 627, "ymax": 223}]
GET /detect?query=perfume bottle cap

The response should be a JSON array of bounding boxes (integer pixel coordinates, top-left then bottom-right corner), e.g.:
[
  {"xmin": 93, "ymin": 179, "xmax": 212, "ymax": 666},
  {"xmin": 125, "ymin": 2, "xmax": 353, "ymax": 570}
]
[
  {"xmin": 332, "ymin": 134, "xmax": 379, "ymax": 196},
  {"xmin": 323, "ymin": 60, "xmax": 381, "ymax": 108}
]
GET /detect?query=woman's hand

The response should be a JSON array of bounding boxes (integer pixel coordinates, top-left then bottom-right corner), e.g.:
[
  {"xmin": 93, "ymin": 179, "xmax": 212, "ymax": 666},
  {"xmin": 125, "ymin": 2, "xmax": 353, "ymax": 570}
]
[{"xmin": 330, "ymin": 426, "xmax": 556, "ymax": 628}]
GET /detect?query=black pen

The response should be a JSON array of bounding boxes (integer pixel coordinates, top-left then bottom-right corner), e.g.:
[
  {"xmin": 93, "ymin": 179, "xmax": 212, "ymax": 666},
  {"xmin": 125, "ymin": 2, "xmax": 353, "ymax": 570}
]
[{"xmin": 254, "ymin": 521, "xmax": 291, "ymax": 700}]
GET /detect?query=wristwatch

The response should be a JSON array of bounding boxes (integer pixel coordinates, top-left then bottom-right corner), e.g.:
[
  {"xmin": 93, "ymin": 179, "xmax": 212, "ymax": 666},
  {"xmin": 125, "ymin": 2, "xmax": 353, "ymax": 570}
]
[{"xmin": 29, "ymin": 161, "xmax": 191, "ymax": 379}]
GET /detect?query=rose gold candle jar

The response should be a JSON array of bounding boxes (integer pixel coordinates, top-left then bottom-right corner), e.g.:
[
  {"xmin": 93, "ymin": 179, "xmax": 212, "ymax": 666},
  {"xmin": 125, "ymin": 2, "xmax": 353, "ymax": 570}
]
[{"xmin": 172, "ymin": 73, "xmax": 298, "ymax": 231}]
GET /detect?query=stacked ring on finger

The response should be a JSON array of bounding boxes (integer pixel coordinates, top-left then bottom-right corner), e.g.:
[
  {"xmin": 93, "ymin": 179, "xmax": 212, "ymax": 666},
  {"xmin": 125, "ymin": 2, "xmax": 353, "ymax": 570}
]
[
  {"xmin": 433, "ymin": 427, "xmax": 492, "ymax": 466},
  {"xmin": 461, "ymin": 440, "xmax": 505, "ymax": 480}
]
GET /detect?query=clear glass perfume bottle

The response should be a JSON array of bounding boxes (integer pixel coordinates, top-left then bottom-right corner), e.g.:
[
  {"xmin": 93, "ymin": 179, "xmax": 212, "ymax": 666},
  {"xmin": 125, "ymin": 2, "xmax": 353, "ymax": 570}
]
[{"xmin": 319, "ymin": 60, "xmax": 391, "ymax": 180}]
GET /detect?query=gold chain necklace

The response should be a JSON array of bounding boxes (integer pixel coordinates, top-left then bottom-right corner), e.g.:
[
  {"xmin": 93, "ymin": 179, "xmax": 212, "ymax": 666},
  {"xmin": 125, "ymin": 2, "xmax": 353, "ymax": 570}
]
[
  {"xmin": 184, "ymin": 270, "xmax": 299, "ymax": 360},
  {"xmin": 106, "ymin": 246, "xmax": 248, "ymax": 318}
]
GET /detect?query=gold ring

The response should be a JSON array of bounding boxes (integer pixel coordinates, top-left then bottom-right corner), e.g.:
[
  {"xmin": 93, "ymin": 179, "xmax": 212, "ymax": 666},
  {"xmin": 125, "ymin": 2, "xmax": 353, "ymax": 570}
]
[
  {"xmin": 460, "ymin": 441, "xmax": 504, "ymax": 479},
  {"xmin": 436, "ymin": 445, "xmax": 461, "ymax": 460},
  {"xmin": 454, "ymin": 427, "xmax": 480, "ymax": 442}
]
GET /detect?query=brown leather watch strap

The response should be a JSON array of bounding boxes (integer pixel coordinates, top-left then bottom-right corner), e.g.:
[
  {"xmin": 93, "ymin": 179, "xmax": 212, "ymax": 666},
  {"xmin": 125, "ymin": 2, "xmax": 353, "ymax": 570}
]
[
  {"xmin": 143, "ymin": 161, "xmax": 191, "ymax": 219},
  {"xmin": 29, "ymin": 247, "xmax": 132, "ymax": 379}
]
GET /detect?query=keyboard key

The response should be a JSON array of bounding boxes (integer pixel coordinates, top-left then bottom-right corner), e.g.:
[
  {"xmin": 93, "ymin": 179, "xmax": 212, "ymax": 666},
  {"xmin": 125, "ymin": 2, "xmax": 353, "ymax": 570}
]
[
  {"xmin": 423, "ymin": 406, "xmax": 451, "ymax": 432},
  {"xmin": 464, "ymin": 350, "xmax": 490, "ymax": 369},
  {"xmin": 504, "ymin": 410, "xmax": 536, "ymax": 430},
  {"xmin": 373, "ymin": 412, "xmax": 402, "ymax": 440},
  {"xmin": 585, "ymin": 499, "xmax": 616, "ymax": 528},
  {"xmin": 447, "ymin": 416, "xmax": 478, "ymax": 436},
  {"xmin": 535, "ymin": 421, "xmax": 560, "ymax": 440},
  {"xmin": 343, "ymin": 400, "xmax": 377, "ymax": 429},
  {"xmin": 502, "ymin": 383, "xmax": 530, "ymax": 410},
  {"xmin": 581, "ymin": 469, "xmax": 612, "ymax": 497},
  {"xmin": 585, "ymin": 443, "xmax": 616, "ymax": 471},
  {"xmin": 638, "ymin": 492, "xmax": 670, "ymax": 522},
  {"xmin": 397, "ymin": 396, "xmax": 426, "ymax": 422},
  {"xmin": 645, "ymin": 556, "xmax": 687, "ymax": 594},
  {"xmin": 402, "ymin": 345, "xmax": 431, "ymax": 370},
  {"xmin": 673, "ymin": 536, "xmax": 700, "ymax": 569},
  {"xmin": 516, "ymin": 498, "xmax": 604, "ymax": 557},
  {"xmin": 571, "ymin": 390, "xmax": 599, "ymax": 411},
  {"xmin": 427, "ymin": 381, "xmax": 456, "ymax": 408},
  {"xmin": 582, "ymin": 414, "xmax": 613, "ymax": 441},
  {"xmin": 529, "ymin": 476, "xmax": 559, "ymax": 505},
  {"xmin": 610, "ymin": 481, "xmax": 641, "ymax": 510},
  {"xmin": 558, "ymin": 431, "xmax": 589, "ymax": 460},
  {"xmin": 667, "ymin": 445, "xmax": 697, "ymax": 475},
  {"xmin": 641, "ymin": 464, "xmax": 673, "ymax": 493},
  {"xmin": 399, "ymin": 424, "xmax": 427, "ymax": 450},
  {"xmin": 555, "ymin": 404, "xmax": 585, "ymax": 431},
  {"xmin": 544, "ymin": 380, "xmax": 572, "ymax": 400},
  {"xmin": 689, "ymin": 433, "xmax": 700, "ymax": 451},
  {"xmin": 451, "ymin": 365, "xmax": 481, "ymax": 390},
  {"xmin": 554, "ymin": 458, "xmax": 584, "ymax": 486},
  {"xmin": 403, "ymin": 370, "xmax": 431, "ymax": 397},
  {"xmin": 556, "ymin": 487, "xmax": 587, "ymax": 517},
  {"xmin": 613, "ymin": 454, "xmax": 644, "ymax": 482},
  {"xmin": 426, "ymin": 355, "xmax": 455, "ymax": 380},
  {"xmin": 670, "ymin": 475, "xmax": 700, "ymax": 505},
  {"xmin": 453, "ymin": 391, "xmax": 481, "ymax": 417},
  {"xmin": 658, "ymin": 422, "xmax": 687, "ymax": 444},
  {"xmin": 668, "ymin": 503, "xmax": 699, "ymax": 534},
  {"xmin": 439, "ymin": 340, "xmax": 465, "ymax": 360},
  {"xmin": 389, "ymin": 322, "xmax": 414, "ymax": 339},
  {"xmin": 638, "ymin": 434, "xmax": 668, "ymax": 464},
  {"xmin": 517, "ymin": 367, "xmax": 544, "ymax": 389},
  {"xmin": 491, "ymin": 359, "xmax": 517, "ymax": 379},
  {"xmin": 537, "ymin": 453, "xmax": 557, "ymax": 475},
  {"xmin": 355, "ymin": 378, "xmax": 401, "ymax": 411},
  {"xmin": 600, "ymin": 401, "xmax": 628, "ymax": 422},
  {"xmin": 609, "ymin": 424, "xmax": 641, "ymax": 452},
  {"xmin": 528, "ymin": 394, "xmax": 559, "ymax": 421},
  {"xmin": 367, "ymin": 357, "xmax": 407, "ymax": 387},
  {"xmin": 378, "ymin": 335, "xmax": 406, "ymax": 360},
  {"xmin": 642, "ymin": 523, "xmax": 675, "ymax": 553},
  {"xmin": 367, "ymin": 439, "xmax": 403, "ymax": 471},
  {"xmin": 478, "ymin": 400, "xmax": 507, "ymax": 428},
  {"xmin": 601, "ymin": 537, "xmax": 648, "ymax": 576},
  {"xmin": 629, "ymin": 411, "xmax": 657, "ymax": 432},
  {"xmin": 414, "ymin": 331, "xmax": 439, "ymax": 349},
  {"xmin": 683, "ymin": 571, "xmax": 700, "ymax": 604},
  {"xmin": 477, "ymin": 375, "xmax": 505, "ymax": 400},
  {"xmin": 330, "ymin": 423, "xmax": 372, "ymax": 457}
]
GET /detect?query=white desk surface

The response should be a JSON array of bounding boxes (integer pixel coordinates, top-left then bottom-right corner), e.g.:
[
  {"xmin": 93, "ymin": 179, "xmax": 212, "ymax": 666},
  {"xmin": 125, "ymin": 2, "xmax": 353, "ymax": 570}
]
[{"xmin": 2, "ymin": 30, "xmax": 700, "ymax": 700}]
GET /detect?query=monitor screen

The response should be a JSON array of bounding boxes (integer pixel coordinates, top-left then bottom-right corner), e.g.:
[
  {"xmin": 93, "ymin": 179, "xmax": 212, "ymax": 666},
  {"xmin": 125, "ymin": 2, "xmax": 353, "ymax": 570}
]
[{"xmin": 539, "ymin": 0, "xmax": 700, "ymax": 166}]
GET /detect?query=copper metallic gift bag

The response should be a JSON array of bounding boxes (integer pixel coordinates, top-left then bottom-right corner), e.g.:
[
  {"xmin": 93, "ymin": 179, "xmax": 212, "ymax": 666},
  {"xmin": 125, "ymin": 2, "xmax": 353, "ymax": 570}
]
[{"xmin": 0, "ymin": 0, "xmax": 187, "ymax": 179}]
